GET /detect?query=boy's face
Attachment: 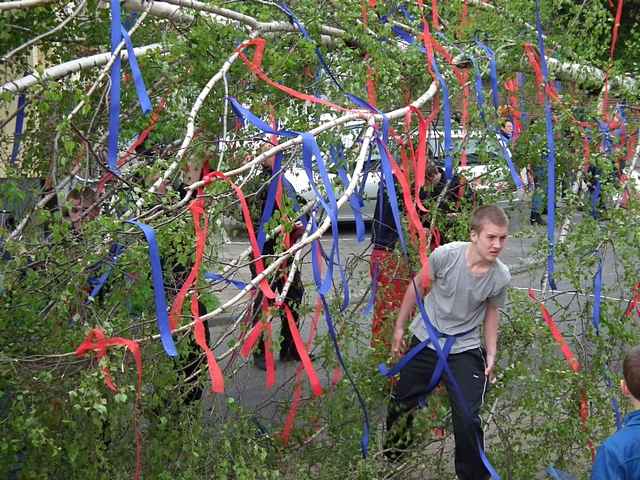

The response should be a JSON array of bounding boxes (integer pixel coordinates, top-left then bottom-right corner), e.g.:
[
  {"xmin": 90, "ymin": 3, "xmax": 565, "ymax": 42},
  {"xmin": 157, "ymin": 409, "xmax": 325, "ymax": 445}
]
[
  {"xmin": 470, "ymin": 221, "xmax": 509, "ymax": 263},
  {"xmin": 502, "ymin": 121, "xmax": 514, "ymax": 136}
]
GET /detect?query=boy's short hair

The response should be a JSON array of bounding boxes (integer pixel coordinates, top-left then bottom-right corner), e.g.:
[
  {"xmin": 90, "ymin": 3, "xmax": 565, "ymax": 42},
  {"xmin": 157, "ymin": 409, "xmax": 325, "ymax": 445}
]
[
  {"xmin": 66, "ymin": 187, "xmax": 97, "ymax": 205},
  {"xmin": 470, "ymin": 205, "xmax": 509, "ymax": 233},
  {"xmin": 623, "ymin": 345, "xmax": 640, "ymax": 400}
]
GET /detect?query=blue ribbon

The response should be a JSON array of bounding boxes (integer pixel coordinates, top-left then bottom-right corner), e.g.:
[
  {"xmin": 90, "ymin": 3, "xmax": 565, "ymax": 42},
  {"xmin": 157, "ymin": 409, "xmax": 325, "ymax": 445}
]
[
  {"xmin": 428, "ymin": 52, "xmax": 454, "ymax": 180},
  {"xmin": 107, "ymin": 0, "xmax": 123, "ymax": 173},
  {"xmin": 126, "ymin": 220, "xmax": 177, "ymax": 357},
  {"xmin": 535, "ymin": 0, "xmax": 558, "ymax": 291},
  {"xmin": 107, "ymin": 2, "xmax": 152, "ymax": 173},
  {"xmin": 603, "ymin": 368, "xmax": 623, "ymax": 430},
  {"xmin": 301, "ymin": 132, "xmax": 349, "ymax": 309},
  {"xmin": 592, "ymin": 249, "xmax": 603, "ymax": 335},
  {"xmin": 598, "ymin": 121, "xmax": 613, "ymax": 156},
  {"xmin": 475, "ymin": 39, "xmax": 500, "ymax": 111},
  {"xmin": 546, "ymin": 466, "xmax": 576, "ymax": 480},
  {"xmin": 496, "ymin": 130, "xmax": 524, "ymax": 190},
  {"xmin": 364, "ymin": 263, "xmax": 378, "ymax": 317},
  {"xmin": 204, "ymin": 272, "xmax": 249, "ymax": 291},
  {"xmin": 10, "ymin": 94, "xmax": 26, "ymax": 166},
  {"xmin": 554, "ymin": 80, "xmax": 562, "ymax": 94},
  {"xmin": 375, "ymin": 138, "xmax": 407, "ymax": 254},
  {"xmin": 120, "ymin": 26, "xmax": 151, "ymax": 115},
  {"xmin": 257, "ymin": 152, "xmax": 284, "ymax": 250},
  {"xmin": 86, "ymin": 243, "xmax": 126, "ymax": 302},
  {"xmin": 330, "ymin": 144, "xmax": 365, "ymax": 242}
]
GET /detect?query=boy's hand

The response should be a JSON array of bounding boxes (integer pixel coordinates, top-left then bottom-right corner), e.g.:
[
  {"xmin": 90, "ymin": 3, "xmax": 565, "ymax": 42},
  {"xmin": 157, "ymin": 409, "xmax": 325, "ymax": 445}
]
[
  {"xmin": 485, "ymin": 354, "xmax": 497, "ymax": 384},
  {"xmin": 391, "ymin": 327, "xmax": 406, "ymax": 360}
]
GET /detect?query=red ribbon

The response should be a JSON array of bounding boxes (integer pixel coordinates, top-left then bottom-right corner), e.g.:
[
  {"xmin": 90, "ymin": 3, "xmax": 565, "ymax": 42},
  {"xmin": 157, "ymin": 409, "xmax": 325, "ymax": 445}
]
[
  {"xmin": 239, "ymin": 299, "xmax": 277, "ymax": 388},
  {"xmin": 528, "ymin": 289, "xmax": 580, "ymax": 373},
  {"xmin": 237, "ymin": 39, "xmax": 349, "ymax": 113},
  {"xmin": 283, "ymin": 303, "xmax": 323, "ymax": 397},
  {"xmin": 523, "ymin": 44, "xmax": 559, "ymax": 104},
  {"xmin": 190, "ymin": 295, "xmax": 225, "ymax": 394},
  {"xmin": 75, "ymin": 328, "xmax": 143, "ymax": 480},
  {"xmin": 202, "ymin": 171, "xmax": 277, "ymax": 300},
  {"xmin": 625, "ymin": 283, "xmax": 640, "ymax": 318},
  {"xmin": 97, "ymin": 99, "xmax": 166, "ymax": 194},
  {"xmin": 384, "ymin": 143, "xmax": 431, "ymax": 288},
  {"xmin": 432, "ymin": 0, "xmax": 440, "ymax": 30},
  {"xmin": 504, "ymin": 77, "xmax": 523, "ymax": 140},
  {"xmin": 528, "ymin": 290, "xmax": 594, "ymax": 456},
  {"xmin": 281, "ymin": 244, "xmax": 326, "ymax": 444},
  {"xmin": 610, "ymin": 0, "xmax": 624, "ymax": 60}
]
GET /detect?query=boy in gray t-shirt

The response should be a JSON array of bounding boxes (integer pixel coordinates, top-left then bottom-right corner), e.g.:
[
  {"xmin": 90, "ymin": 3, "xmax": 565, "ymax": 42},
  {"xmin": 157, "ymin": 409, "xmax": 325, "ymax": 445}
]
[{"xmin": 385, "ymin": 205, "xmax": 511, "ymax": 480}]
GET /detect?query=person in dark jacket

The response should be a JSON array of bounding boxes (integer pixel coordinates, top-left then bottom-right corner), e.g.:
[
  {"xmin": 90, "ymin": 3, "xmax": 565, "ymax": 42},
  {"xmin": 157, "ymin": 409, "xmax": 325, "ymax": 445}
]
[
  {"xmin": 248, "ymin": 151, "xmax": 306, "ymax": 371},
  {"xmin": 591, "ymin": 345, "xmax": 640, "ymax": 479}
]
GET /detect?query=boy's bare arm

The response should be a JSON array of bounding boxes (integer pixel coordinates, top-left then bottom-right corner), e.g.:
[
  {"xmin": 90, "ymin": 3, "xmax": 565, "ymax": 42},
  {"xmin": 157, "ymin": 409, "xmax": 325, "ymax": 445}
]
[
  {"xmin": 391, "ymin": 267, "xmax": 431, "ymax": 358},
  {"xmin": 483, "ymin": 304, "xmax": 500, "ymax": 382}
]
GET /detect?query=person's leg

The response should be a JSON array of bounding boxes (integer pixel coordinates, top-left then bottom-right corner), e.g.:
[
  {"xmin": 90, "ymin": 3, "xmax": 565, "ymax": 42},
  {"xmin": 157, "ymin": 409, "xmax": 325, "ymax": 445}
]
[
  {"xmin": 385, "ymin": 339, "xmax": 437, "ymax": 460},
  {"xmin": 444, "ymin": 348, "xmax": 490, "ymax": 480},
  {"xmin": 531, "ymin": 166, "xmax": 546, "ymax": 225},
  {"xmin": 280, "ymin": 270, "xmax": 305, "ymax": 361}
]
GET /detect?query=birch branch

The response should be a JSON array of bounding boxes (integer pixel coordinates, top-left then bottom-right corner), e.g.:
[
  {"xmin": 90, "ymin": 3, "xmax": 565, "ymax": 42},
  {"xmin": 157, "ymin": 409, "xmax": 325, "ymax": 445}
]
[
  {"xmin": 122, "ymin": 0, "xmax": 194, "ymax": 23},
  {"xmin": 0, "ymin": 0, "xmax": 56, "ymax": 11},
  {"xmin": 135, "ymin": 34, "xmax": 259, "ymax": 210},
  {"xmin": 0, "ymin": 43, "xmax": 163, "ymax": 94},
  {"xmin": 187, "ymin": 80, "xmax": 439, "ymax": 192},
  {"xmin": 2, "ymin": 0, "xmax": 87, "ymax": 62},
  {"xmin": 276, "ymin": 218, "xmax": 313, "ymax": 304}
]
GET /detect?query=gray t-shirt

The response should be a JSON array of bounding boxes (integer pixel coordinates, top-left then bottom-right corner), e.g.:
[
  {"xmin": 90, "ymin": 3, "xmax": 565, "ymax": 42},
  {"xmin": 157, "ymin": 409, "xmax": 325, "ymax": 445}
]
[{"xmin": 409, "ymin": 241, "xmax": 511, "ymax": 354}]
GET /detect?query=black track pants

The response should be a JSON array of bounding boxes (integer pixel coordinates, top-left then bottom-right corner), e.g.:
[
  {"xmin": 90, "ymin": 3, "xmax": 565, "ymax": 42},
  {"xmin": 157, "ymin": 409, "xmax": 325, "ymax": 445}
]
[{"xmin": 386, "ymin": 336, "xmax": 490, "ymax": 480}]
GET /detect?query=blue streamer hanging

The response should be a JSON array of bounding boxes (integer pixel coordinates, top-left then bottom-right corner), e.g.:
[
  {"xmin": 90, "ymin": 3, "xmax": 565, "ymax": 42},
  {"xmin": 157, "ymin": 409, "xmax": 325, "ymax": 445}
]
[
  {"xmin": 107, "ymin": 1, "xmax": 152, "ymax": 173},
  {"xmin": 10, "ymin": 94, "xmax": 26, "ymax": 166},
  {"xmin": 496, "ymin": 130, "xmax": 525, "ymax": 190},
  {"xmin": 86, "ymin": 243, "xmax": 126, "ymax": 303},
  {"xmin": 475, "ymin": 39, "xmax": 500, "ymax": 111},
  {"xmin": 126, "ymin": 220, "xmax": 177, "ymax": 357},
  {"xmin": 330, "ymin": 144, "xmax": 366, "ymax": 242},
  {"xmin": 107, "ymin": 0, "xmax": 123, "ymax": 173},
  {"xmin": 534, "ymin": 0, "xmax": 558, "ymax": 291},
  {"xmin": 256, "ymin": 152, "xmax": 285, "ymax": 251},
  {"xmin": 204, "ymin": 272, "xmax": 249, "ymax": 291}
]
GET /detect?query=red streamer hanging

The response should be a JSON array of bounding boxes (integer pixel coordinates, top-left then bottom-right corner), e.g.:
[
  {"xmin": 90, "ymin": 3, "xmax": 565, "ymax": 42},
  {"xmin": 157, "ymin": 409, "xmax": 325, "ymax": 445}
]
[
  {"xmin": 281, "ymin": 243, "xmax": 326, "ymax": 444},
  {"xmin": 237, "ymin": 39, "xmax": 349, "ymax": 113},
  {"xmin": 202, "ymin": 171, "xmax": 277, "ymax": 300},
  {"xmin": 75, "ymin": 328, "xmax": 143, "ymax": 480}
]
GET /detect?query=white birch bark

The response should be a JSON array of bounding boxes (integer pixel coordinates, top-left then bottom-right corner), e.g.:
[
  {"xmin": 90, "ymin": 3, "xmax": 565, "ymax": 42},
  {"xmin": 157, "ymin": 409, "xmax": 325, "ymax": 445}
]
[{"xmin": 0, "ymin": 44, "xmax": 163, "ymax": 94}]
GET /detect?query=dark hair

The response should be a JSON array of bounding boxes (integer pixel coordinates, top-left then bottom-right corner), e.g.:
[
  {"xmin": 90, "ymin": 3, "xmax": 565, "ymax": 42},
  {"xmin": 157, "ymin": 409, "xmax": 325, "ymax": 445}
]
[
  {"xmin": 623, "ymin": 345, "xmax": 640, "ymax": 400},
  {"xmin": 66, "ymin": 187, "xmax": 97, "ymax": 204},
  {"xmin": 470, "ymin": 205, "xmax": 509, "ymax": 233}
]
